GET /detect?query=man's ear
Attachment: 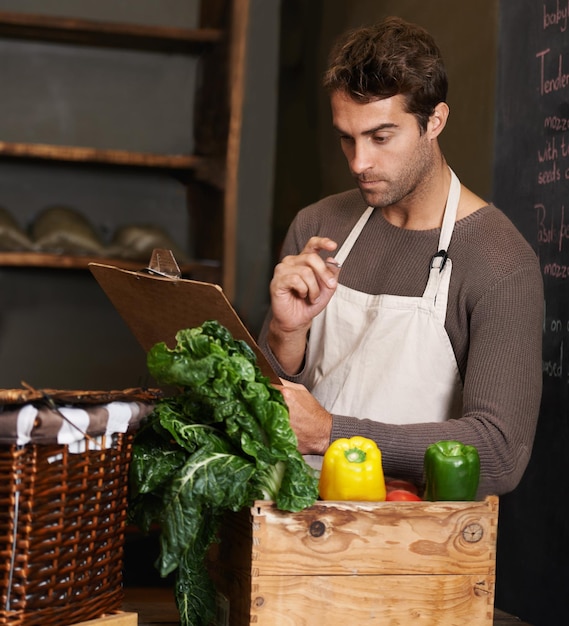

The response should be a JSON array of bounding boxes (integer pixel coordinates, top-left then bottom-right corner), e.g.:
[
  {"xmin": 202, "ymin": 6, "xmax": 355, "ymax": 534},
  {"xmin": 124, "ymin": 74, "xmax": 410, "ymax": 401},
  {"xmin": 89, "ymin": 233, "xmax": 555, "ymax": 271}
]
[{"xmin": 428, "ymin": 102, "xmax": 449, "ymax": 138}]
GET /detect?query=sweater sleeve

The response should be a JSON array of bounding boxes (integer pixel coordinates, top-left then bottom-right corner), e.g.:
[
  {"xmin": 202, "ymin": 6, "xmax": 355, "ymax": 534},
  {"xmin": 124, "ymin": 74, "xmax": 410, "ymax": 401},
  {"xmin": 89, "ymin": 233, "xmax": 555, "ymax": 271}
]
[{"xmin": 331, "ymin": 263, "xmax": 544, "ymax": 498}]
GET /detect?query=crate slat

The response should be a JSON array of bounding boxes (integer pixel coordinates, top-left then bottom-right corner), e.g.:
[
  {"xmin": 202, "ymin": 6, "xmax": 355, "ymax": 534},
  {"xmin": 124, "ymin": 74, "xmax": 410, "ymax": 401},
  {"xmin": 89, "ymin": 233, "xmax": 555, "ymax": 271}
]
[{"xmin": 250, "ymin": 497, "xmax": 498, "ymax": 576}]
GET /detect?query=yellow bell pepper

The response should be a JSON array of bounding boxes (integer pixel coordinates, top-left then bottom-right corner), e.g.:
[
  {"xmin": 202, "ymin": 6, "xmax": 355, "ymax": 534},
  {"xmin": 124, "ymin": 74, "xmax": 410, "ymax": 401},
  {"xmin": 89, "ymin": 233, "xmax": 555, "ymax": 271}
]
[{"xmin": 319, "ymin": 436, "xmax": 386, "ymax": 501}]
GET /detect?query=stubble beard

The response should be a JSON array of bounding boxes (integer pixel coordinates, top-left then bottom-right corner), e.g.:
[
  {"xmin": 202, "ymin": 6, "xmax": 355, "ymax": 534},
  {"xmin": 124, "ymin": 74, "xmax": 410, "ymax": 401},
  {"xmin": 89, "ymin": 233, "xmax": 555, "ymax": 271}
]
[{"xmin": 356, "ymin": 139, "xmax": 435, "ymax": 209}]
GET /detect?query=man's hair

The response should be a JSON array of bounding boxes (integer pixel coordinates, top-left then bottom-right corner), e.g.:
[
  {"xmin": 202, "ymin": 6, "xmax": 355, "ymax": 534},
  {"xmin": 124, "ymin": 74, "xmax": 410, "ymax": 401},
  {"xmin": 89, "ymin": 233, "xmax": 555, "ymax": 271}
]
[{"xmin": 323, "ymin": 16, "xmax": 448, "ymax": 132}]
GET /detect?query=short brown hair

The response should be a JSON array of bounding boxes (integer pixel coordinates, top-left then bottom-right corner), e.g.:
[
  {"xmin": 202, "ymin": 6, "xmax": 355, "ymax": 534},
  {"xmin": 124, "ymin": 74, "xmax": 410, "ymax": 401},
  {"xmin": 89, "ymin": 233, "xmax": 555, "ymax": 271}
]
[{"xmin": 323, "ymin": 17, "xmax": 448, "ymax": 132}]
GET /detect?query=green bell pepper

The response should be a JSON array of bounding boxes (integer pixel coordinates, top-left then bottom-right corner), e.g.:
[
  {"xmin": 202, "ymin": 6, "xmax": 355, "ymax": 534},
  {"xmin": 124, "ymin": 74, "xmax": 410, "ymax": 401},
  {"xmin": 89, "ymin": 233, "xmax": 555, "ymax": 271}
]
[{"xmin": 423, "ymin": 440, "xmax": 480, "ymax": 501}]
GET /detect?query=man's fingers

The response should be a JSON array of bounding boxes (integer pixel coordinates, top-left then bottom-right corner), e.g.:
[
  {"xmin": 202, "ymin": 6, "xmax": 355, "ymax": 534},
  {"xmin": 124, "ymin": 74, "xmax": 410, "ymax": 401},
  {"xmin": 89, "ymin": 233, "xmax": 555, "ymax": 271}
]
[
  {"xmin": 272, "ymin": 260, "xmax": 328, "ymax": 303},
  {"xmin": 301, "ymin": 236, "xmax": 338, "ymax": 256}
]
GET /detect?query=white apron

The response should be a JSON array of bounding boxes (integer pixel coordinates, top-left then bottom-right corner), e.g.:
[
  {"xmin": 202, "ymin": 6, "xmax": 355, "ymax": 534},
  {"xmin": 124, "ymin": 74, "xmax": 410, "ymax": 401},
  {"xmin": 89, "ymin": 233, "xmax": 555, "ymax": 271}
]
[{"xmin": 304, "ymin": 170, "xmax": 464, "ymax": 468}]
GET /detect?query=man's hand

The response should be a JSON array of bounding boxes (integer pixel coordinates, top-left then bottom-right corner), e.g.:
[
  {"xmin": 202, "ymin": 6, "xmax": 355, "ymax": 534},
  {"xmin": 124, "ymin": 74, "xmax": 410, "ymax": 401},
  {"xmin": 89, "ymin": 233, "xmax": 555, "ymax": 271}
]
[
  {"xmin": 278, "ymin": 379, "xmax": 332, "ymax": 455},
  {"xmin": 268, "ymin": 237, "xmax": 340, "ymax": 373}
]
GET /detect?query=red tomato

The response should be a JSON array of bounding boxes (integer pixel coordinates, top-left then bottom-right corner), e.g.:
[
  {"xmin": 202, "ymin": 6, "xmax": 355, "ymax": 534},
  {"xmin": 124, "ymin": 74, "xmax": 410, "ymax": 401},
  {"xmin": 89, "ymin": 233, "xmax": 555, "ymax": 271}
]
[
  {"xmin": 385, "ymin": 479, "xmax": 419, "ymax": 495},
  {"xmin": 386, "ymin": 489, "xmax": 422, "ymax": 502}
]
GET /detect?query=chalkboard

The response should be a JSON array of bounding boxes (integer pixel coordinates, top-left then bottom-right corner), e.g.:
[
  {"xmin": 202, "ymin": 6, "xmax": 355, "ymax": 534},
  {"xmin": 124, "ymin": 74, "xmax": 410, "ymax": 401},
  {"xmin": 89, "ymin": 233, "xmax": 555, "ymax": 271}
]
[{"xmin": 493, "ymin": 2, "xmax": 569, "ymax": 624}]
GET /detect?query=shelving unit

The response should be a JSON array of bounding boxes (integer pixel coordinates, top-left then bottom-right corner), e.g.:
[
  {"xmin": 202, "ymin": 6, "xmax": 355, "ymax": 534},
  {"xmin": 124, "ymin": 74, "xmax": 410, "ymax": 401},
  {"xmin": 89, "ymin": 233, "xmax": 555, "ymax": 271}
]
[
  {"xmin": 0, "ymin": 0, "xmax": 250, "ymax": 297},
  {"xmin": 0, "ymin": 10, "xmax": 222, "ymax": 52}
]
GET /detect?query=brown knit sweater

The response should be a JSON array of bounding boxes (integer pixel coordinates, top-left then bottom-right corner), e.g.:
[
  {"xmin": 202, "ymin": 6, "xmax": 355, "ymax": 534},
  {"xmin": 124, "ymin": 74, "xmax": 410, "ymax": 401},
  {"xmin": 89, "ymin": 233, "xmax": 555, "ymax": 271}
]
[{"xmin": 259, "ymin": 188, "xmax": 544, "ymax": 497}]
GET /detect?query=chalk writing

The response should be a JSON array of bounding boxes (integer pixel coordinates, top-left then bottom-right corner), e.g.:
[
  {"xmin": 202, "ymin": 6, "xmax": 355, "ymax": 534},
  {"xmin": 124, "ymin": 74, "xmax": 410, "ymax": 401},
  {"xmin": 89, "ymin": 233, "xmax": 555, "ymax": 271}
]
[
  {"xmin": 535, "ymin": 131, "xmax": 569, "ymax": 184},
  {"xmin": 535, "ymin": 202, "xmax": 569, "ymax": 252},
  {"xmin": 537, "ymin": 203, "xmax": 555, "ymax": 244},
  {"xmin": 537, "ymin": 48, "xmax": 569, "ymax": 95},
  {"xmin": 537, "ymin": 136, "xmax": 558, "ymax": 161},
  {"xmin": 542, "ymin": 261, "xmax": 569, "ymax": 278},
  {"xmin": 543, "ymin": 0, "xmax": 569, "ymax": 32},
  {"xmin": 541, "ymin": 301, "xmax": 568, "ymax": 381},
  {"xmin": 542, "ymin": 344, "xmax": 562, "ymax": 378},
  {"xmin": 544, "ymin": 113, "xmax": 569, "ymax": 130}
]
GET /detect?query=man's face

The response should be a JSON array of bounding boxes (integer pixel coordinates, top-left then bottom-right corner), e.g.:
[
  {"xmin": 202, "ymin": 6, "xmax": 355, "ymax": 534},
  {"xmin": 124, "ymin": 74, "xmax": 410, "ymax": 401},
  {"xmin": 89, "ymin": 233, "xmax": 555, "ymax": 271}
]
[{"xmin": 331, "ymin": 92, "xmax": 438, "ymax": 209}]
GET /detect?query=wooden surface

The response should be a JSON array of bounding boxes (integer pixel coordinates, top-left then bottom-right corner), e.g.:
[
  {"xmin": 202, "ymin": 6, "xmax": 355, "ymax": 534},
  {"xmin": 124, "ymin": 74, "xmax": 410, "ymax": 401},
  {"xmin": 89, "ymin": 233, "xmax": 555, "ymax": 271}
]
[
  {"xmin": 122, "ymin": 587, "xmax": 534, "ymax": 625},
  {"xmin": 72, "ymin": 612, "xmax": 137, "ymax": 626},
  {"xmin": 122, "ymin": 588, "xmax": 179, "ymax": 625}
]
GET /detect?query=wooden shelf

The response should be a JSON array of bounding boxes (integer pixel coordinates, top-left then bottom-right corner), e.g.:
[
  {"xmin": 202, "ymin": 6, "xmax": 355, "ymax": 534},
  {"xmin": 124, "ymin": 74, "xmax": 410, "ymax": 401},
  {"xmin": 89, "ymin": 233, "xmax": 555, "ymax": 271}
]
[
  {"xmin": 0, "ymin": 1, "xmax": 244, "ymax": 297},
  {"xmin": 0, "ymin": 251, "xmax": 221, "ymax": 282},
  {"xmin": 0, "ymin": 143, "xmax": 226, "ymax": 190},
  {"xmin": 0, "ymin": 141, "xmax": 201, "ymax": 170},
  {"xmin": 0, "ymin": 11, "xmax": 222, "ymax": 53}
]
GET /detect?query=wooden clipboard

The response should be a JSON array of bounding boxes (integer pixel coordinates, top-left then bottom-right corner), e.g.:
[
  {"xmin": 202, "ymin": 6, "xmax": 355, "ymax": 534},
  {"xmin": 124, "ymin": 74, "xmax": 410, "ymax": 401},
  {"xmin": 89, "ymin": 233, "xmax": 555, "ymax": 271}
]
[{"xmin": 89, "ymin": 262, "xmax": 279, "ymax": 384}]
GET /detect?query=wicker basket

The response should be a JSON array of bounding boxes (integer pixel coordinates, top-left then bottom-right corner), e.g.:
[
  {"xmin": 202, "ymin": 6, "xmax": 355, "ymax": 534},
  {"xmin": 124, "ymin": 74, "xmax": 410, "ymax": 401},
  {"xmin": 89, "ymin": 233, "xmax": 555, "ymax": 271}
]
[{"xmin": 0, "ymin": 387, "xmax": 160, "ymax": 626}]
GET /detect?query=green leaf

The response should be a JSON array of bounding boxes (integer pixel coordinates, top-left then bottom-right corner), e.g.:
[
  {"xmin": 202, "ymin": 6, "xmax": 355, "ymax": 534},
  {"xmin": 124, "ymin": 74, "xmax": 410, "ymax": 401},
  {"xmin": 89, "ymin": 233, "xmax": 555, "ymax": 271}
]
[
  {"xmin": 131, "ymin": 320, "xmax": 319, "ymax": 625},
  {"xmin": 156, "ymin": 448, "xmax": 255, "ymax": 576}
]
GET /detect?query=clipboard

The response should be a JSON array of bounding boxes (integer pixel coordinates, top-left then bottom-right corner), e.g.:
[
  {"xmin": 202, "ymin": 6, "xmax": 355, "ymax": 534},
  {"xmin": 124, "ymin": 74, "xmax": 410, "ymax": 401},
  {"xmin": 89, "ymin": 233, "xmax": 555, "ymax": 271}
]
[{"xmin": 88, "ymin": 258, "xmax": 279, "ymax": 384}]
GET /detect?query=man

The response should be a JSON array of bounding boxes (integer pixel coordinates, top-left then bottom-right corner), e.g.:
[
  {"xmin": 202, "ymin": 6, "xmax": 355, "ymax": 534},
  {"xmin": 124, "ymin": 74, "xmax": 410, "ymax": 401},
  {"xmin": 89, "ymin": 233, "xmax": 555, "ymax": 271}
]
[{"xmin": 258, "ymin": 16, "xmax": 543, "ymax": 497}]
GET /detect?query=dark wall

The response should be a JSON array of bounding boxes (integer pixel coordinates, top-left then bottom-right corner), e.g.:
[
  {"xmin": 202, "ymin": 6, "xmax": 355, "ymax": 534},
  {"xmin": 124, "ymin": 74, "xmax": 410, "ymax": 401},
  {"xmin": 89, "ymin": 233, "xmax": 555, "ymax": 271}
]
[
  {"xmin": 0, "ymin": 266, "xmax": 150, "ymax": 389},
  {"xmin": 493, "ymin": 2, "xmax": 569, "ymax": 624},
  {"xmin": 271, "ymin": 0, "xmax": 326, "ymax": 259}
]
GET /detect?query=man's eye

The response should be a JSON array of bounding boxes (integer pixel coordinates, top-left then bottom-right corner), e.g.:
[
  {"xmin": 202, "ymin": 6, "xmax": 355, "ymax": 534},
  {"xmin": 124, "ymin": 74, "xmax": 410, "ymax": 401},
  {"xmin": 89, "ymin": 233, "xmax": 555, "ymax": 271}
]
[{"xmin": 374, "ymin": 135, "xmax": 388, "ymax": 143}]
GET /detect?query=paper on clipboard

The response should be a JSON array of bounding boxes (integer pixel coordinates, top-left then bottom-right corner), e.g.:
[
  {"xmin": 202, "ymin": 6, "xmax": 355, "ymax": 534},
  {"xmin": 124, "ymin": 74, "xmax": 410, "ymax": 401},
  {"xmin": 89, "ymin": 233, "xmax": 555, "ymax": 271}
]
[{"xmin": 88, "ymin": 261, "xmax": 279, "ymax": 384}]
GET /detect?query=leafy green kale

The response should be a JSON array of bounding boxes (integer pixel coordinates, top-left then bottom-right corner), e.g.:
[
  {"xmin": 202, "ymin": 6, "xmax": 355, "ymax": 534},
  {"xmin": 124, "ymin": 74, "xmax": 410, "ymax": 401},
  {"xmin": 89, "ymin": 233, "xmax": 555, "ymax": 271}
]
[{"xmin": 128, "ymin": 321, "xmax": 319, "ymax": 626}]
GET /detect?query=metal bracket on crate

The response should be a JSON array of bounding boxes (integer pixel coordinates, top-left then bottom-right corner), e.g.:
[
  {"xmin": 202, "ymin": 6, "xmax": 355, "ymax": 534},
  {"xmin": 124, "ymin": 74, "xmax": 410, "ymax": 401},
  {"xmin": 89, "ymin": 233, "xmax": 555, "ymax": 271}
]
[{"xmin": 144, "ymin": 248, "xmax": 181, "ymax": 279}]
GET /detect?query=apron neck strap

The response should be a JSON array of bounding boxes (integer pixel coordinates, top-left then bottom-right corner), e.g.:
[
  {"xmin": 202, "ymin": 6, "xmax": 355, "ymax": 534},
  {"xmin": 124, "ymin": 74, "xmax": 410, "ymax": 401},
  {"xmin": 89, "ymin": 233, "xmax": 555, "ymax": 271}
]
[
  {"xmin": 438, "ymin": 168, "xmax": 461, "ymax": 252},
  {"xmin": 430, "ymin": 168, "xmax": 460, "ymax": 271},
  {"xmin": 334, "ymin": 206, "xmax": 374, "ymax": 266}
]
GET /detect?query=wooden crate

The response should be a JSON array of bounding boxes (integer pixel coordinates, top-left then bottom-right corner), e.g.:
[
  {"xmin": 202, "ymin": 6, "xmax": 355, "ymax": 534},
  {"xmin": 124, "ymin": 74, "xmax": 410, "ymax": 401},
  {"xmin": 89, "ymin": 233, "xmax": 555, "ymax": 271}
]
[{"xmin": 209, "ymin": 496, "xmax": 499, "ymax": 625}]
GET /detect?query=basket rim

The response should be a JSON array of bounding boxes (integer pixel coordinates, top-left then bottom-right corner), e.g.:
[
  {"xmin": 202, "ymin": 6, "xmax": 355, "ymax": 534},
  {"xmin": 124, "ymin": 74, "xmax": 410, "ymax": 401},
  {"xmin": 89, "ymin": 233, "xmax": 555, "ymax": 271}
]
[{"xmin": 0, "ymin": 386, "xmax": 163, "ymax": 405}]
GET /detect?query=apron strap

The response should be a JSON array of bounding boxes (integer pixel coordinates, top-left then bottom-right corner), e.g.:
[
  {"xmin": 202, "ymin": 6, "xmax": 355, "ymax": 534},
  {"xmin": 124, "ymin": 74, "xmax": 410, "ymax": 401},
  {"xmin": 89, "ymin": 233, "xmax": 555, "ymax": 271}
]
[
  {"xmin": 439, "ymin": 168, "xmax": 460, "ymax": 251},
  {"xmin": 424, "ymin": 168, "xmax": 461, "ymax": 314},
  {"xmin": 334, "ymin": 206, "xmax": 374, "ymax": 266}
]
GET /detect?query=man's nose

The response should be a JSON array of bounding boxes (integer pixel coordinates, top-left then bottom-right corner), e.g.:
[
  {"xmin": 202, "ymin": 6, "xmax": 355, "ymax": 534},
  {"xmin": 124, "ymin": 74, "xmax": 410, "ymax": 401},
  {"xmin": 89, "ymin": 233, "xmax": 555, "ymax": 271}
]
[{"xmin": 349, "ymin": 140, "xmax": 375, "ymax": 175}]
